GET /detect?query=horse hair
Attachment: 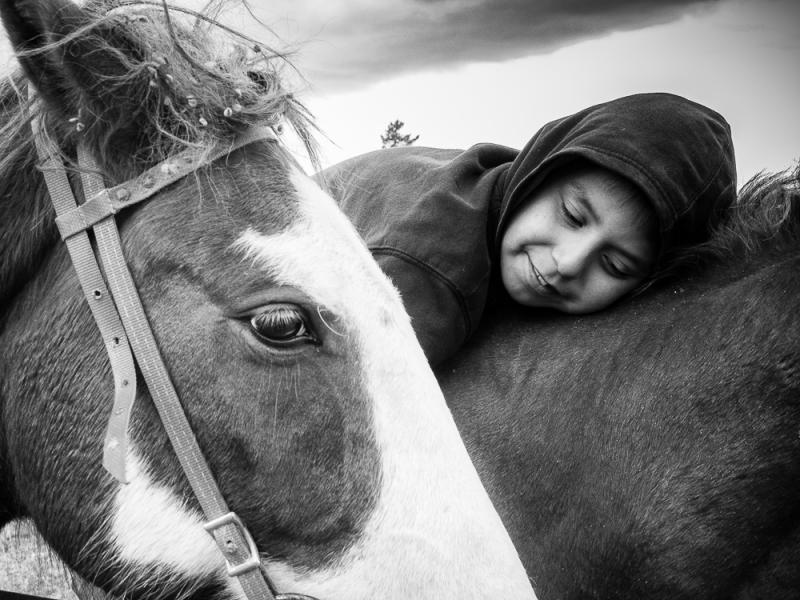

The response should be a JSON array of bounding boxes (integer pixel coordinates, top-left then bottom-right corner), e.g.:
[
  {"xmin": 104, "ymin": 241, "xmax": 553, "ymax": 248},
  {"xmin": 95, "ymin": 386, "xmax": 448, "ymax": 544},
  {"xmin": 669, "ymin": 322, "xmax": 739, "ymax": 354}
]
[
  {"xmin": 704, "ymin": 165, "xmax": 800, "ymax": 259},
  {"xmin": 664, "ymin": 163, "xmax": 800, "ymax": 279},
  {"xmin": 0, "ymin": 0, "xmax": 317, "ymax": 321}
]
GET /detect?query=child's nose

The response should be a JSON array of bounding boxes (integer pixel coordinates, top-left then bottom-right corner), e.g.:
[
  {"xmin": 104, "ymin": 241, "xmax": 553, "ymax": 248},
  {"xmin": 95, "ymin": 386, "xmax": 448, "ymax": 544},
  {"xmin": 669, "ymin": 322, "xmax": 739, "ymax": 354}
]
[{"xmin": 552, "ymin": 237, "xmax": 595, "ymax": 278}]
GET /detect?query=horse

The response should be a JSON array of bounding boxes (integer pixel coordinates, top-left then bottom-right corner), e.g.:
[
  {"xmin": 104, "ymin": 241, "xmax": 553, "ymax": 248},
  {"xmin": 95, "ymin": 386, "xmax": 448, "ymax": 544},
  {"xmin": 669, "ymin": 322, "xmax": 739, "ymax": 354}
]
[
  {"xmin": 0, "ymin": 1, "xmax": 537, "ymax": 598},
  {"xmin": 441, "ymin": 166, "xmax": 800, "ymax": 599}
]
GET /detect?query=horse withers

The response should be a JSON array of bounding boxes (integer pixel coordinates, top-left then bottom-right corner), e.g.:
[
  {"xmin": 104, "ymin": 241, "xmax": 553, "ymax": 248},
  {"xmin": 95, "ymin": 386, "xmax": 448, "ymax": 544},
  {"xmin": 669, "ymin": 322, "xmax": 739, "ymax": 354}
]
[
  {"xmin": 0, "ymin": 1, "xmax": 535, "ymax": 598},
  {"xmin": 442, "ymin": 167, "xmax": 800, "ymax": 599}
]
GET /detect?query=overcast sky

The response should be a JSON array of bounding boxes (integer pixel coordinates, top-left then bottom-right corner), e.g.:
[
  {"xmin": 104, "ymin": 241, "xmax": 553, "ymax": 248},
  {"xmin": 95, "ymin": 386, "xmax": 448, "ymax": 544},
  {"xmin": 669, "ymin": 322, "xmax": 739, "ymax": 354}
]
[
  {"xmin": 1, "ymin": 0, "xmax": 797, "ymax": 186},
  {"xmin": 242, "ymin": 0, "xmax": 800, "ymax": 187},
  {"xmin": 254, "ymin": 0, "xmax": 724, "ymax": 91}
]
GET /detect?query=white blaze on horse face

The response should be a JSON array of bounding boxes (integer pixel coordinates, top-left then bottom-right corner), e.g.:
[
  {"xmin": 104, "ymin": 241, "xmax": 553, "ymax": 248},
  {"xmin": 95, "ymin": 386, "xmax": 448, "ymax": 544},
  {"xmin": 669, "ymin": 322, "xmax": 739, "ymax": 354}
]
[
  {"xmin": 230, "ymin": 170, "xmax": 537, "ymax": 600},
  {"xmin": 110, "ymin": 452, "xmax": 221, "ymax": 580}
]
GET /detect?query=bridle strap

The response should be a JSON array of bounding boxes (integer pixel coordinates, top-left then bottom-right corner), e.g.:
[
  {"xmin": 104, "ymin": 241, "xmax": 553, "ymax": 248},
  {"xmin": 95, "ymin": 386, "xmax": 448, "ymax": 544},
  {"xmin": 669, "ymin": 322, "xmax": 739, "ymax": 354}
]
[
  {"xmin": 77, "ymin": 136, "xmax": 281, "ymax": 599},
  {"xmin": 32, "ymin": 118, "xmax": 288, "ymax": 598},
  {"xmin": 31, "ymin": 118, "xmax": 139, "ymax": 484},
  {"xmin": 56, "ymin": 127, "xmax": 278, "ymax": 240}
]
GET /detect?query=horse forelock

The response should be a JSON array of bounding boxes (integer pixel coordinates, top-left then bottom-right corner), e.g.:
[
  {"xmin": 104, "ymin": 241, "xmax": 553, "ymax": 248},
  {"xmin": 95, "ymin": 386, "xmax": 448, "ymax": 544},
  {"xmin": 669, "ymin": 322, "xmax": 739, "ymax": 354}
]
[
  {"xmin": 0, "ymin": 0, "xmax": 317, "ymax": 164},
  {"xmin": 0, "ymin": 0, "xmax": 317, "ymax": 318},
  {"xmin": 17, "ymin": 0, "xmax": 317, "ymax": 170}
]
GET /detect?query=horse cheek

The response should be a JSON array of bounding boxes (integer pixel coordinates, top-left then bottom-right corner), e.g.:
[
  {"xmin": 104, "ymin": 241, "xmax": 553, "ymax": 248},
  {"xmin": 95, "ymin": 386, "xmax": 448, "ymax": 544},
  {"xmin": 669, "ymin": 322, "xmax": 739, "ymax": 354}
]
[{"xmin": 1, "ymin": 251, "xmax": 119, "ymax": 567}]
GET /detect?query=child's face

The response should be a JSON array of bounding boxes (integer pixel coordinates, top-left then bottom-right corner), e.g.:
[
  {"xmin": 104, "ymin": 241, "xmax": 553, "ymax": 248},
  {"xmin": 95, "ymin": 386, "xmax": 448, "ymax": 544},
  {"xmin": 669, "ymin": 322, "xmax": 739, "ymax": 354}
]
[{"xmin": 500, "ymin": 170, "xmax": 656, "ymax": 314}]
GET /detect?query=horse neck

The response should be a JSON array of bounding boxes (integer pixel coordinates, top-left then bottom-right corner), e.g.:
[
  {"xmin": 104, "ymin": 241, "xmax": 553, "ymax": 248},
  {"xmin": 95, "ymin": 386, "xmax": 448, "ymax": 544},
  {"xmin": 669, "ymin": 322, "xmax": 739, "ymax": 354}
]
[
  {"xmin": 685, "ymin": 232, "xmax": 800, "ymax": 295},
  {"xmin": 0, "ymin": 115, "xmax": 59, "ymax": 328},
  {"xmin": 0, "ymin": 91, "xmax": 47, "ymax": 519}
]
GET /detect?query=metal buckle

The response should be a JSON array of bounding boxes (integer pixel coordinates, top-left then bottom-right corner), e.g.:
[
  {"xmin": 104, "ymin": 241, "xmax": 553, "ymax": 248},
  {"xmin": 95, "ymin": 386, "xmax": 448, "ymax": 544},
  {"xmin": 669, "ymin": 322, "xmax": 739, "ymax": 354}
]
[{"xmin": 204, "ymin": 512, "xmax": 262, "ymax": 577}]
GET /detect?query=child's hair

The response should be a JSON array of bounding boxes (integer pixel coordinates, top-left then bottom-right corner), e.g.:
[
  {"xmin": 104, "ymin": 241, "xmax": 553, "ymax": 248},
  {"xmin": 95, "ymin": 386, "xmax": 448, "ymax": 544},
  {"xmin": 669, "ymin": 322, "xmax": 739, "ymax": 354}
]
[{"xmin": 543, "ymin": 159, "xmax": 660, "ymax": 251}]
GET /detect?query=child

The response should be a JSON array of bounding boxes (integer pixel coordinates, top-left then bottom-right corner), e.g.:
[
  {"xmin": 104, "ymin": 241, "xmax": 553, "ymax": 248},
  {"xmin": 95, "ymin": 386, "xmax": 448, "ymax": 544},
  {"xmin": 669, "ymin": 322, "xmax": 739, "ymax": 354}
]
[{"xmin": 318, "ymin": 93, "xmax": 737, "ymax": 365}]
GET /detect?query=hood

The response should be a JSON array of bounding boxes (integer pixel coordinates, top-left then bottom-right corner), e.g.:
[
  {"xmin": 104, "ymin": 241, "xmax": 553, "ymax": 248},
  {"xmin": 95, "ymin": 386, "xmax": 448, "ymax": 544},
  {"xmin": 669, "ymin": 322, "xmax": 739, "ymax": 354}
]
[{"xmin": 495, "ymin": 93, "xmax": 737, "ymax": 267}]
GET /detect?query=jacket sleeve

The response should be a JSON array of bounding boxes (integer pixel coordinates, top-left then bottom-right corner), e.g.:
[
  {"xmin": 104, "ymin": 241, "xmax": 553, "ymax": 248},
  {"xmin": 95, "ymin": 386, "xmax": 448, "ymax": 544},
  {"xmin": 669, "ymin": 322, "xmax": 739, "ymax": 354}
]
[
  {"xmin": 316, "ymin": 149, "xmax": 481, "ymax": 366},
  {"xmin": 373, "ymin": 250, "xmax": 470, "ymax": 366}
]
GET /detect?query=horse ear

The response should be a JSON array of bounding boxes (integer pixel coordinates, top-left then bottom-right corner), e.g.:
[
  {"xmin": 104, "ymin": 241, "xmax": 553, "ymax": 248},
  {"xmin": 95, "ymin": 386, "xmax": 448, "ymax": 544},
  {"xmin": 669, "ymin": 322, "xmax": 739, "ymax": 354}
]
[
  {"xmin": 0, "ymin": 0, "xmax": 143, "ymax": 124},
  {"xmin": 0, "ymin": 0, "xmax": 78, "ymax": 101}
]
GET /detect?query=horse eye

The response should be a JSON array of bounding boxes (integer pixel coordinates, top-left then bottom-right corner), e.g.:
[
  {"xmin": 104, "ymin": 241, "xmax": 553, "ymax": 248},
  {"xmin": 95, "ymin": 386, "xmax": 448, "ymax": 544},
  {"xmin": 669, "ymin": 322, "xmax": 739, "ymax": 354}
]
[{"xmin": 249, "ymin": 305, "xmax": 318, "ymax": 347}]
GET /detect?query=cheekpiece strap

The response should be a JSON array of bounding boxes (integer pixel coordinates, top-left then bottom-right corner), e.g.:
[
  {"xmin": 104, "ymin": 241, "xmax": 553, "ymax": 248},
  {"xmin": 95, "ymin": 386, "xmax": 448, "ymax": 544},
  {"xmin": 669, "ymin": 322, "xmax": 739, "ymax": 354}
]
[
  {"xmin": 77, "ymin": 130, "xmax": 280, "ymax": 599},
  {"xmin": 32, "ymin": 119, "xmax": 139, "ymax": 483},
  {"xmin": 32, "ymin": 113, "xmax": 282, "ymax": 599}
]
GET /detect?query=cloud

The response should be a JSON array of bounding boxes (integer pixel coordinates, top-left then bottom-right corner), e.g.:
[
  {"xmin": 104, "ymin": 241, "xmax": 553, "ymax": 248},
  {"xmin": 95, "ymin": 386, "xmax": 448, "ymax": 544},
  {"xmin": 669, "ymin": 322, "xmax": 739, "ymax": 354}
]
[
  {"xmin": 243, "ymin": 0, "xmax": 723, "ymax": 92},
  {"xmin": 0, "ymin": 0, "xmax": 723, "ymax": 93}
]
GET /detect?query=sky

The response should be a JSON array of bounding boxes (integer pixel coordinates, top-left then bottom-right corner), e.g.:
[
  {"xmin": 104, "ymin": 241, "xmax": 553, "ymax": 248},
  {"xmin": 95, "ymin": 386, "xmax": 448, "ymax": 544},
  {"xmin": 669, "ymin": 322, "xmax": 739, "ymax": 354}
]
[
  {"xmin": 1, "ymin": 0, "xmax": 798, "ymax": 187},
  {"xmin": 238, "ymin": 0, "xmax": 800, "ymax": 187}
]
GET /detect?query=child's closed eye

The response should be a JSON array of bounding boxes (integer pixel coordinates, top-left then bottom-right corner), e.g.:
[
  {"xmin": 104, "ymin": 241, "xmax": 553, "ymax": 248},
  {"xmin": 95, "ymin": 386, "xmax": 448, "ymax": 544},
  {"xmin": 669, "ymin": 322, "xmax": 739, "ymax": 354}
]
[
  {"xmin": 560, "ymin": 198, "xmax": 585, "ymax": 227},
  {"xmin": 602, "ymin": 254, "xmax": 635, "ymax": 278}
]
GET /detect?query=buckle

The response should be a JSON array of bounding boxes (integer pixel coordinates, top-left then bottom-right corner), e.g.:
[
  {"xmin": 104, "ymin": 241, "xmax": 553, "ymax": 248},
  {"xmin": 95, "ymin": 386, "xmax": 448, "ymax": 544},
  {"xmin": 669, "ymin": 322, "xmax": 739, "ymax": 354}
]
[{"xmin": 204, "ymin": 512, "xmax": 262, "ymax": 577}]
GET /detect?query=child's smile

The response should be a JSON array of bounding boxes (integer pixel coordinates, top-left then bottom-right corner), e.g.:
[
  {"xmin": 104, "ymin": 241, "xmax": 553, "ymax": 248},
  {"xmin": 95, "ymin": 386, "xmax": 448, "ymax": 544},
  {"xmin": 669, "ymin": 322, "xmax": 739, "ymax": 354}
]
[
  {"xmin": 527, "ymin": 256, "xmax": 561, "ymax": 297},
  {"xmin": 500, "ymin": 167, "xmax": 657, "ymax": 314}
]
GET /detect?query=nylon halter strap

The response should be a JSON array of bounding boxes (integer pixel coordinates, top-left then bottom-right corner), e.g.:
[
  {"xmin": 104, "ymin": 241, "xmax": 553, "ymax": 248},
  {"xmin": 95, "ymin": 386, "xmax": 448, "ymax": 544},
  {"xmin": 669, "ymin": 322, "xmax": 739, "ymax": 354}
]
[{"xmin": 31, "ymin": 119, "xmax": 312, "ymax": 600}]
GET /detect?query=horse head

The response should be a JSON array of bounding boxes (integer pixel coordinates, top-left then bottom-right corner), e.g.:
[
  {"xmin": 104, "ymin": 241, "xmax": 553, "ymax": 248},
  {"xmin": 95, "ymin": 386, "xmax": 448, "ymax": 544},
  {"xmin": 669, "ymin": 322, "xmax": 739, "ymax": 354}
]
[{"xmin": 0, "ymin": 1, "xmax": 535, "ymax": 598}]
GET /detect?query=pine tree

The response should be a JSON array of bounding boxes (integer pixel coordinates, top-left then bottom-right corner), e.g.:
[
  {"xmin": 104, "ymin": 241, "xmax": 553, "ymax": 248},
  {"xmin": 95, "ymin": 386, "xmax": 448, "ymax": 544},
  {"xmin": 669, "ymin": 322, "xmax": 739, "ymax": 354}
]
[{"xmin": 380, "ymin": 120, "xmax": 420, "ymax": 148}]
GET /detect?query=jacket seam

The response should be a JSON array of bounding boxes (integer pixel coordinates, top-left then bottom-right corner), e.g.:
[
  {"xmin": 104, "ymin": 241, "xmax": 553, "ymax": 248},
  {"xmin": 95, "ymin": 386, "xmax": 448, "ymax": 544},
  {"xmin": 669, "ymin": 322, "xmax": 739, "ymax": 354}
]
[{"xmin": 369, "ymin": 245, "xmax": 473, "ymax": 336}]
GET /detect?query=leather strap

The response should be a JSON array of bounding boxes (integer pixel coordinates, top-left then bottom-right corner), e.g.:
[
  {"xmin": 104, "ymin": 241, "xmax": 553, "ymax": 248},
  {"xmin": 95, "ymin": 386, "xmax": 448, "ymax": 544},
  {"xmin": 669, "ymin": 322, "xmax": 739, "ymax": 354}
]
[
  {"xmin": 32, "ymin": 116, "xmax": 282, "ymax": 598},
  {"xmin": 86, "ymin": 136, "xmax": 279, "ymax": 598},
  {"xmin": 32, "ymin": 120, "xmax": 138, "ymax": 484},
  {"xmin": 58, "ymin": 127, "xmax": 277, "ymax": 238}
]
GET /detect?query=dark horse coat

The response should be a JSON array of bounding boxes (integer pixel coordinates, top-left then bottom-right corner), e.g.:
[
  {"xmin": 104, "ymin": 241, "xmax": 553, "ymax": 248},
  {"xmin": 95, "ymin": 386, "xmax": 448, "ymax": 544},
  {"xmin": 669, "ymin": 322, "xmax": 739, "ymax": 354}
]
[{"xmin": 440, "ymin": 168, "xmax": 800, "ymax": 599}]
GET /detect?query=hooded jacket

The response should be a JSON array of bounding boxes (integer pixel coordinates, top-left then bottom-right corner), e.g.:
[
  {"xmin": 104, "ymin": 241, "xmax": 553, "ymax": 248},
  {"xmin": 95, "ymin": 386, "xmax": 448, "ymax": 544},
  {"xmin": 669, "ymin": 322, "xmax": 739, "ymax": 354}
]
[{"xmin": 318, "ymin": 93, "xmax": 736, "ymax": 365}]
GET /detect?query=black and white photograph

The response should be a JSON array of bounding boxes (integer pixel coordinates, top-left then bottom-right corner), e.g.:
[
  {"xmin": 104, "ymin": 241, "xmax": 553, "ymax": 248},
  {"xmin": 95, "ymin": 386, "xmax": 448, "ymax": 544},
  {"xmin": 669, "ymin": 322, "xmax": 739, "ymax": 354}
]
[{"xmin": 1, "ymin": 0, "xmax": 798, "ymax": 598}]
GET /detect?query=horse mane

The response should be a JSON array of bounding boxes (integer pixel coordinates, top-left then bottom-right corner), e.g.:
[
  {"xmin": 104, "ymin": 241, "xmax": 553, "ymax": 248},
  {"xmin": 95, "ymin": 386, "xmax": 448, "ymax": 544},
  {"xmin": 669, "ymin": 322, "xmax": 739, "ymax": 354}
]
[
  {"xmin": 0, "ymin": 0, "xmax": 318, "ymax": 317},
  {"xmin": 653, "ymin": 163, "xmax": 800, "ymax": 284},
  {"xmin": 697, "ymin": 164, "xmax": 800, "ymax": 265}
]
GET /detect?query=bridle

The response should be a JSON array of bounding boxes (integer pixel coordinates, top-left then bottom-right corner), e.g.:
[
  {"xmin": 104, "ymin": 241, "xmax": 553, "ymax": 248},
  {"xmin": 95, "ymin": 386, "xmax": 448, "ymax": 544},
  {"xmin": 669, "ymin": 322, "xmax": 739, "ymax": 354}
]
[{"xmin": 31, "ymin": 111, "xmax": 318, "ymax": 600}]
